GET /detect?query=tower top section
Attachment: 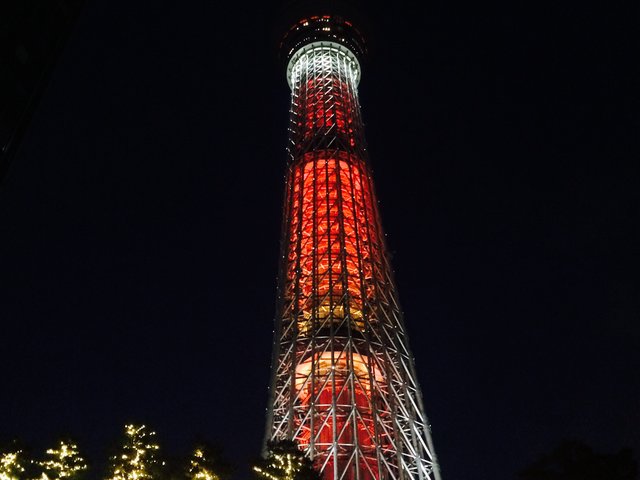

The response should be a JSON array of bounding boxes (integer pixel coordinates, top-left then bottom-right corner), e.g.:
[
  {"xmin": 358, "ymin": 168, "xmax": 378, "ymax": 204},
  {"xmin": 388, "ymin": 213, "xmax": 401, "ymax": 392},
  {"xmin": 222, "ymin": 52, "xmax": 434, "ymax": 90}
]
[
  {"xmin": 281, "ymin": 14, "xmax": 366, "ymax": 64},
  {"xmin": 281, "ymin": 15, "xmax": 366, "ymax": 89}
]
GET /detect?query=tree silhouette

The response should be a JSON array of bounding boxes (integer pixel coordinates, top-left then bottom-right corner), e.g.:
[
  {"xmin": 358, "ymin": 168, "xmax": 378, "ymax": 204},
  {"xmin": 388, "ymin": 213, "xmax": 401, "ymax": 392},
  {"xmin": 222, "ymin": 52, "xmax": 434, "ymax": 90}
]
[
  {"xmin": 36, "ymin": 440, "xmax": 87, "ymax": 480},
  {"xmin": 105, "ymin": 425, "xmax": 162, "ymax": 480},
  {"xmin": 185, "ymin": 443, "xmax": 232, "ymax": 480},
  {"xmin": 518, "ymin": 440, "xmax": 637, "ymax": 480}
]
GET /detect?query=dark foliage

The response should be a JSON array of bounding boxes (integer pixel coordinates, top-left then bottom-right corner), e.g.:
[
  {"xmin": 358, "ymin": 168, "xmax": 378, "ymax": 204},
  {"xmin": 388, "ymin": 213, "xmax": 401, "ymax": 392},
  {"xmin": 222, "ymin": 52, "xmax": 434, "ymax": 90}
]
[
  {"xmin": 184, "ymin": 442, "xmax": 234, "ymax": 480},
  {"xmin": 518, "ymin": 440, "xmax": 638, "ymax": 480}
]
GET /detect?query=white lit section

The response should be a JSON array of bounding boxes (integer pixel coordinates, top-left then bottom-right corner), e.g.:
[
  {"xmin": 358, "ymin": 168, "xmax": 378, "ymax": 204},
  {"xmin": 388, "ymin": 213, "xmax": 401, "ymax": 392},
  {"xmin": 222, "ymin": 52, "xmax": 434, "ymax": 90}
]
[{"xmin": 287, "ymin": 41, "xmax": 361, "ymax": 90}]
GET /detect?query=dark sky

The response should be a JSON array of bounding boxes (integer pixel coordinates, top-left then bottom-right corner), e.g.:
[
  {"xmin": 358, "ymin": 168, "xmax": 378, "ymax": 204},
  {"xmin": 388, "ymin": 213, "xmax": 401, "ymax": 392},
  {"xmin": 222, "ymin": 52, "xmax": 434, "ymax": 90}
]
[{"xmin": 1, "ymin": 1, "xmax": 638, "ymax": 479}]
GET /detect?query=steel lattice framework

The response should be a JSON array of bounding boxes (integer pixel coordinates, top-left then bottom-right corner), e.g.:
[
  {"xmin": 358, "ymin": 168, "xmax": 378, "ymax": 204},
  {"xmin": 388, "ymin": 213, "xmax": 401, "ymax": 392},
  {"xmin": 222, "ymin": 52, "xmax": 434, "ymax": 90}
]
[{"xmin": 266, "ymin": 14, "xmax": 442, "ymax": 480}]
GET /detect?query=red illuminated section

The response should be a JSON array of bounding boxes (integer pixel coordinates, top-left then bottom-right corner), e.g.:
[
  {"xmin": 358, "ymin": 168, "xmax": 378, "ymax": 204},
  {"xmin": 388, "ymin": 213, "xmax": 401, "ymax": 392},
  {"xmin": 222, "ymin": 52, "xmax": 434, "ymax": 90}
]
[
  {"xmin": 286, "ymin": 152, "xmax": 376, "ymax": 334},
  {"xmin": 299, "ymin": 78, "xmax": 357, "ymax": 147},
  {"xmin": 283, "ymin": 151, "xmax": 386, "ymax": 480},
  {"xmin": 295, "ymin": 353, "xmax": 382, "ymax": 480}
]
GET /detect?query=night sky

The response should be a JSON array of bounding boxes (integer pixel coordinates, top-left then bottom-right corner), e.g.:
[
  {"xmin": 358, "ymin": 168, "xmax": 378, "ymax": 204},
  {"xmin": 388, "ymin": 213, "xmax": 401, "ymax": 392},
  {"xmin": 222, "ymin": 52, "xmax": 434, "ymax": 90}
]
[{"xmin": 1, "ymin": 1, "xmax": 638, "ymax": 479}]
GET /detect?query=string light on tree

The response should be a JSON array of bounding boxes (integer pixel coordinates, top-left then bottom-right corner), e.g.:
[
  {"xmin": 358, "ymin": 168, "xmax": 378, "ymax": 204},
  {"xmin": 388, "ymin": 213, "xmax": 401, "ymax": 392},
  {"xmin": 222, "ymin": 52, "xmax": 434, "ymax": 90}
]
[
  {"xmin": 106, "ymin": 425, "xmax": 162, "ymax": 480},
  {"xmin": 0, "ymin": 451, "xmax": 25, "ymax": 480},
  {"xmin": 253, "ymin": 441, "xmax": 318, "ymax": 480},
  {"xmin": 37, "ymin": 441, "xmax": 87, "ymax": 480},
  {"xmin": 187, "ymin": 449, "xmax": 219, "ymax": 480}
]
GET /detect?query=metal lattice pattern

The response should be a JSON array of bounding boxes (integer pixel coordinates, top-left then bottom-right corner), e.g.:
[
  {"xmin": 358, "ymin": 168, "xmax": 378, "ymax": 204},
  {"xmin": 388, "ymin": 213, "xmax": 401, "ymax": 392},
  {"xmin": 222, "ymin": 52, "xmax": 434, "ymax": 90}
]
[{"xmin": 267, "ymin": 43, "xmax": 442, "ymax": 480}]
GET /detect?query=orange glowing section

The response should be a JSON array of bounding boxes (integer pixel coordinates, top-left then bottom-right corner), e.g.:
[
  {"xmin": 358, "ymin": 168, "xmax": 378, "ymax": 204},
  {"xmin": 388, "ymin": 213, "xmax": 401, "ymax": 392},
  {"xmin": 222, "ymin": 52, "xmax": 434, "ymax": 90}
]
[{"xmin": 286, "ymin": 151, "xmax": 377, "ymax": 334}]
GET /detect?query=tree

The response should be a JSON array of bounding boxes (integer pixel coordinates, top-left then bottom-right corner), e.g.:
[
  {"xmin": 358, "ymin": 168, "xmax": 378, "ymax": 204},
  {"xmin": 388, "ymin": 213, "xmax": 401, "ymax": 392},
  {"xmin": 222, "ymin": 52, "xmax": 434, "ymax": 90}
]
[
  {"xmin": 105, "ymin": 425, "xmax": 162, "ymax": 480},
  {"xmin": 186, "ymin": 448, "xmax": 219, "ymax": 480},
  {"xmin": 253, "ymin": 440, "xmax": 319, "ymax": 480},
  {"xmin": 0, "ymin": 449, "xmax": 26, "ymax": 480},
  {"xmin": 37, "ymin": 441, "xmax": 87, "ymax": 480},
  {"xmin": 185, "ymin": 443, "xmax": 232, "ymax": 480},
  {"xmin": 518, "ymin": 440, "xmax": 638, "ymax": 480}
]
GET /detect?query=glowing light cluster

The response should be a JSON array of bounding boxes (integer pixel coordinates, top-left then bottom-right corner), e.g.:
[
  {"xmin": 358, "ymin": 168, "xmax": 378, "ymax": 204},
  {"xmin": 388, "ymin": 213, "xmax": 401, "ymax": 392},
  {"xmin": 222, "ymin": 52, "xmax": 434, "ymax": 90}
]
[
  {"xmin": 0, "ymin": 451, "xmax": 25, "ymax": 480},
  {"xmin": 38, "ymin": 442, "xmax": 87, "ymax": 480},
  {"xmin": 254, "ymin": 453, "xmax": 299, "ymax": 480},
  {"xmin": 106, "ymin": 425, "xmax": 161, "ymax": 480},
  {"xmin": 187, "ymin": 449, "xmax": 219, "ymax": 480},
  {"xmin": 254, "ymin": 442, "xmax": 316, "ymax": 480}
]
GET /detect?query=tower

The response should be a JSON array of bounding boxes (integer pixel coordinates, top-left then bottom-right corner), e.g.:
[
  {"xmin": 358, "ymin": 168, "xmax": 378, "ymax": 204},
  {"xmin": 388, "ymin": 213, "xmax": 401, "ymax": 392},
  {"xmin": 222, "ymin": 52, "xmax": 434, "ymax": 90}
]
[{"xmin": 266, "ymin": 8, "xmax": 442, "ymax": 480}]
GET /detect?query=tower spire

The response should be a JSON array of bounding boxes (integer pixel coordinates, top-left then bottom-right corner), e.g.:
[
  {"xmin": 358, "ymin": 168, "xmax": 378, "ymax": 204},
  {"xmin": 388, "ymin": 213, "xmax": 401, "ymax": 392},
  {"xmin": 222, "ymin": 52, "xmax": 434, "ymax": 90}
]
[{"xmin": 266, "ymin": 12, "xmax": 443, "ymax": 480}]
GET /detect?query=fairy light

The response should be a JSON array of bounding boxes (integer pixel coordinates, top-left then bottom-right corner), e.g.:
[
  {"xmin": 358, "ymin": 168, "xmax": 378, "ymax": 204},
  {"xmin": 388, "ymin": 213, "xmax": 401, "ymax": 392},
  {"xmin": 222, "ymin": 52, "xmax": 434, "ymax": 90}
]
[
  {"xmin": 187, "ymin": 449, "xmax": 219, "ymax": 480},
  {"xmin": 0, "ymin": 451, "xmax": 25, "ymax": 480},
  {"xmin": 253, "ymin": 443, "xmax": 315, "ymax": 480},
  {"xmin": 106, "ymin": 425, "xmax": 161, "ymax": 480},
  {"xmin": 38, "ymin": 441, "xmax": 87, "ymax": 480}
]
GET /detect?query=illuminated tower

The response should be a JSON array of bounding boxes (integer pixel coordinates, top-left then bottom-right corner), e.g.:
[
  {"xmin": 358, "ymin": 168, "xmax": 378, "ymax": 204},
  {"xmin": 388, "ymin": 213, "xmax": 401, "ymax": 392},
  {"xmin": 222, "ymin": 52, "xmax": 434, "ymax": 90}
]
[{"xmin": 266, "ymin": 9, "xmax": 443, "ymax": 480}]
